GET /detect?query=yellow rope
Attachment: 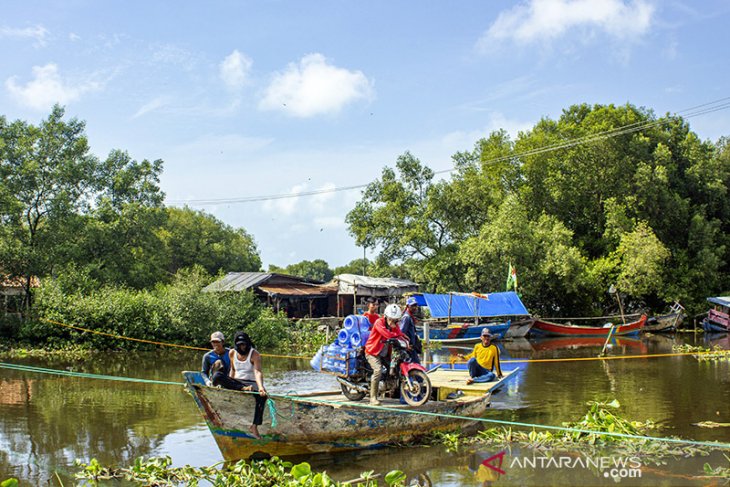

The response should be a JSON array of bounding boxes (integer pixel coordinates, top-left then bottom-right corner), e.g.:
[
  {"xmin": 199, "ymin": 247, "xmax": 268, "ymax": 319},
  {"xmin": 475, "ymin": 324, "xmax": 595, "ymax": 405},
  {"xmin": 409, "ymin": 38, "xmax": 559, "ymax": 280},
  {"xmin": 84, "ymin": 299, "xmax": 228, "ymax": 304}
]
[
  {"xmin": 39, "ymin": 318, "xmax": 311, "ymax": 359},
  {"xmin": 40, "ymin": 317, "xmax": 725, "ymax": 364}
]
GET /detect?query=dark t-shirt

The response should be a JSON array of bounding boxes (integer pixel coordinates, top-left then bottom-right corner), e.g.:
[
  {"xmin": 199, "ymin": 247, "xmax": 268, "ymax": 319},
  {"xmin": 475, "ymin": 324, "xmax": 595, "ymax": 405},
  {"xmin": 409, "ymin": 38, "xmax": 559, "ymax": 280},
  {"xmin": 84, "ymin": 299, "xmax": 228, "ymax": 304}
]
[
  {"xmin": 400, "ymin": 312, "xmax": 422, "ymax": 354},
  {"xmin": 201, "ymin": 348, "xmax": 231, "ymax": 378}
]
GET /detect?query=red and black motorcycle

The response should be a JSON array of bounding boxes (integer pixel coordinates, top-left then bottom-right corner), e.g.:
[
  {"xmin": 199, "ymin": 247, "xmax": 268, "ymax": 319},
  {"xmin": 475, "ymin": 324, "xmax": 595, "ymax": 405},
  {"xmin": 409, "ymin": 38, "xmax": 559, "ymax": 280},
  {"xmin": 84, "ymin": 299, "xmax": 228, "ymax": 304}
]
[{"xmin": 336, "ymin": 337, "xmax": 432, "ymax": 406}]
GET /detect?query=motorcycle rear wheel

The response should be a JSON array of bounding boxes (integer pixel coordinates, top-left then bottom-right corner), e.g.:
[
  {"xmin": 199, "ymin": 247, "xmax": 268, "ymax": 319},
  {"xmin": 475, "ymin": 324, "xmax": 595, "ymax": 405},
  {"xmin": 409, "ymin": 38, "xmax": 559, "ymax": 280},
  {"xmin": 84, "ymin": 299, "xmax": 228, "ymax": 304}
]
[
  {"xmin": 400, "ymin": 369, "xmax": 432, "ymax": 406},
  {"xmin": 340, "ymin": 383, "xmax": 366, "ymax": 401}
]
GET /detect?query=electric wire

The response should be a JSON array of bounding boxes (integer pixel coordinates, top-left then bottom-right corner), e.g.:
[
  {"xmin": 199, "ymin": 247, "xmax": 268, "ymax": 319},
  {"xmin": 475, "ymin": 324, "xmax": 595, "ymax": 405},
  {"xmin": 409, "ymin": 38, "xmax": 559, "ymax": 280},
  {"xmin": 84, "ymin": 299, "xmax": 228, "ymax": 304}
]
[{"xmin": 167, "ymin": 96, "xmax": 730, "ymax": 205}]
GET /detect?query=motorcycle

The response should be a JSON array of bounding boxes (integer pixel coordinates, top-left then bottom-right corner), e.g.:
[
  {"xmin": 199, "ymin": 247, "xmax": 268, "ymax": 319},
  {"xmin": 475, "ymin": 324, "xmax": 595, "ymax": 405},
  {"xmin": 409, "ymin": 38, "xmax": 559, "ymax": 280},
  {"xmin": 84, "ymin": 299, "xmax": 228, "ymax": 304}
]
[{"xmin": 336, "ymin": 337, "xmax": 432, "ymax": 406}]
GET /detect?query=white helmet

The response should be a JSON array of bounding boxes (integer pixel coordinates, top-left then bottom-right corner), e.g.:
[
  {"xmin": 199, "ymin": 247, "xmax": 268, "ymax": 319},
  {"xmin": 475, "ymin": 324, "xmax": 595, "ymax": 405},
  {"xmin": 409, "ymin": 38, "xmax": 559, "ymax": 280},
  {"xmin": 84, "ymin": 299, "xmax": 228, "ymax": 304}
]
[{"xmin": 384, "ymin": 304, "xmax": 403, "ymax": 320}]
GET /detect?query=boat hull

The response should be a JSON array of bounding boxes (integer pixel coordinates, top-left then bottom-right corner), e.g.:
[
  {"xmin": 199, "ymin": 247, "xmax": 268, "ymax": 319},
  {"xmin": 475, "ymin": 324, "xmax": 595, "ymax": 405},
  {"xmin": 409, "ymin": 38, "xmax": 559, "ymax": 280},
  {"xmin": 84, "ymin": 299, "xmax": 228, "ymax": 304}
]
[
  {"xmin": 417, "ymin": 321, "xmax": 510, "ymax": 342},
  {"xmin": 183, "ymin": 371, "xmax": 491, "ymax": 460},
  {"xmin": 644, "ymin": 312, "xmax": 684, "ymax": 333},
  {"xmin": 530, "ymin": 315, "xmax": 646, "ymax": 337},
  {"xmin": 504, "ymin": 319, "xmax": 534, "ymax": 339},
  {"xmin": 702, "ymin": 319, "xmax": 729, "ymax": 333}
]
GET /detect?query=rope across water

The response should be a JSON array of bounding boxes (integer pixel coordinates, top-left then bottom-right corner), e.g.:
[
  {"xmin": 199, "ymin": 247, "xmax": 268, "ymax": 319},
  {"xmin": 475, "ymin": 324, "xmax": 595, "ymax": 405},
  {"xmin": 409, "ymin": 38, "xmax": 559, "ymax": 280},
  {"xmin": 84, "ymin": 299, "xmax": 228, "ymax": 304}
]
[
  {"xmin": 38, "ymin": 317, "xmax": 723, "ymax": 364},
  {"xmin": 3, "ymin": 361, "xmax": 729, "ymax": 451}
]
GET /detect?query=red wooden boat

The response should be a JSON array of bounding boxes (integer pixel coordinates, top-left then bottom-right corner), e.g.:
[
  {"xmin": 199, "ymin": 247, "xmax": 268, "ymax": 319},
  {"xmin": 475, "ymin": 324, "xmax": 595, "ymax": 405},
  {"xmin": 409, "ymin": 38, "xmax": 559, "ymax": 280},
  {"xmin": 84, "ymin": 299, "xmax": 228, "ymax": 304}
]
[{"xmin": 530, "ymin": 315, "xmax": 646, "ymax": 337}]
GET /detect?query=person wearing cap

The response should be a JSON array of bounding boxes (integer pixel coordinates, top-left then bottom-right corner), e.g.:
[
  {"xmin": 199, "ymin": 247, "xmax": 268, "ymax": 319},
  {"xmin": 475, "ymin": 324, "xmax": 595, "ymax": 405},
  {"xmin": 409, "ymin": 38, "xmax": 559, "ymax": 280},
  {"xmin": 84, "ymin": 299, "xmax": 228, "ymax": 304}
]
[
  {"xmin": 201, "ymin": 331, "xmax": 231, "ymax": 387},
  {"xmin": 228, "ymin": 331, "xmax": 267, "ymax": 439},
  {"xmin": 399, "ymin": 296, "xmax": 422, "ymax": 364},
  {"xmin": 362, "ymin": 297, "xmax": 380, "ymax": 325},
  {"xmin": 458, "ymin": 329, "xmax": 503, "ymax": 384}
]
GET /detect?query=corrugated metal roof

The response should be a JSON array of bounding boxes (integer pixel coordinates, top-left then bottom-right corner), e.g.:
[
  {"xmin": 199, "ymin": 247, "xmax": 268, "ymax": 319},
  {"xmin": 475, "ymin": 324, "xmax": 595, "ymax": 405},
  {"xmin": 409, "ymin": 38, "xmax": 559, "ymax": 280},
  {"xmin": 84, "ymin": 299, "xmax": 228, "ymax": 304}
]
[
  {"xmin": 332, "ymin": 274, "xmax": 418, "ymax": 295},
  {"xmin": 708, "ymin": 296, "xmax": 730, "ymax": 307},
  {"xmin": 203, "ymin": 272, "xmax": 324, "ymax": 292},
  {"xmin": 259, "ymin": 284, "xmax": 338, "ymax": 297},
  {"xmin": 203, "ymin": 272, "xmax": 272, "ymax": 292}
]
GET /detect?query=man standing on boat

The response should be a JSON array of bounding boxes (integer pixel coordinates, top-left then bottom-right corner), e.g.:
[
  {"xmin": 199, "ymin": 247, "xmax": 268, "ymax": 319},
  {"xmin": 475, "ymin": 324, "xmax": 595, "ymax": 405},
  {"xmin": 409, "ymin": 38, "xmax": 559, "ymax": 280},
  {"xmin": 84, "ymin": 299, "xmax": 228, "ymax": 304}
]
[
  {"xmin": 201, "ymin": 331, "xmax": 231, "ymax": 387},
  {"xmin": 362, "ymin": 297, "xmax": 380, "ymax": 325},
  {"xmin": 400, "ymin": 296, "xmax": 422, "ymax": 364},
  {"xmin": 459, "ymin": 329, "xmax": 503, "ymax": 384},
  {"xmin": 365, "ymin": 304, "xmax": 409, "ymax": 405}
]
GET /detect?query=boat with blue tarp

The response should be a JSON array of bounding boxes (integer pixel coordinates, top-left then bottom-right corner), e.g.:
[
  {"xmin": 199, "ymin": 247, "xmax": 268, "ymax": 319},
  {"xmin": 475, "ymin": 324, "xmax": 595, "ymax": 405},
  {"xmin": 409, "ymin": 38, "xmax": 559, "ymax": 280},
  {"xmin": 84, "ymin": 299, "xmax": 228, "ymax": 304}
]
[{"xmin": 414, "ymin": 291, "xmax": 531, "ymax": 343}]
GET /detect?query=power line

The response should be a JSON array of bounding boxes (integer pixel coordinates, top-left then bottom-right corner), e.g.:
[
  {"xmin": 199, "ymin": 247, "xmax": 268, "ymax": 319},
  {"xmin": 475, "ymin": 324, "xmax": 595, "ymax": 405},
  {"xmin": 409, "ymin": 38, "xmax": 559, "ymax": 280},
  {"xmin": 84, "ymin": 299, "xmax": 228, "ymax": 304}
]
[{"xmin": 167, "ymin": 97, "xmax": 730, "ymax": 206}]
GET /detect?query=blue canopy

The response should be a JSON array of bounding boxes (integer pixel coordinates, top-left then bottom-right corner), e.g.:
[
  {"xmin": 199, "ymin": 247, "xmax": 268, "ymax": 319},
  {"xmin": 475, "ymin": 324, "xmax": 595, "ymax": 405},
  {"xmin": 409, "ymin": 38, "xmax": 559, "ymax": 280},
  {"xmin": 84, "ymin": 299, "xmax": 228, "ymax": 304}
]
[{"xmin": 422, "ymin": 291, "xmax": 529, "ymax": 318}]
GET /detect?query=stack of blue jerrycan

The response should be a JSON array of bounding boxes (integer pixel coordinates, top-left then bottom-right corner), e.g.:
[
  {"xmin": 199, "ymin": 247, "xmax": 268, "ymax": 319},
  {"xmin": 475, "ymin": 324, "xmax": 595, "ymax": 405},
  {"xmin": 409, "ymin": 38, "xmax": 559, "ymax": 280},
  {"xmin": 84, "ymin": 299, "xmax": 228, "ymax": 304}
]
[{"xmin": 310, "ymin": 315, "xmax": 372, "ymax": 376}]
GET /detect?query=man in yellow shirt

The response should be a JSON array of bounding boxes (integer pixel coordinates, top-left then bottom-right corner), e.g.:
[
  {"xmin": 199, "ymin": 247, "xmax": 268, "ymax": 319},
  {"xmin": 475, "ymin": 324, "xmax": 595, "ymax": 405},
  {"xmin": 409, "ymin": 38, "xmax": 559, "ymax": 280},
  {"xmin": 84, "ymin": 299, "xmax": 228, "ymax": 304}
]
[{"xmin": 459, "ymin": 329, "xmax": 503, "ymax": 384}]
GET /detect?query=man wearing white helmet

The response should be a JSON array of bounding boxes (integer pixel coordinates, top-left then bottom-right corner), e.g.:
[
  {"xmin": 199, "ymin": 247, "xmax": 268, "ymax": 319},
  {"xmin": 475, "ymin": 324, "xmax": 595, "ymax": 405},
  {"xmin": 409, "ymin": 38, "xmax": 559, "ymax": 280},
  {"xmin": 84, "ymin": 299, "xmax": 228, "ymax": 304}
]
[{"xmin": 364, "ymin": 303, "xmax": 409, "ymax": 405}]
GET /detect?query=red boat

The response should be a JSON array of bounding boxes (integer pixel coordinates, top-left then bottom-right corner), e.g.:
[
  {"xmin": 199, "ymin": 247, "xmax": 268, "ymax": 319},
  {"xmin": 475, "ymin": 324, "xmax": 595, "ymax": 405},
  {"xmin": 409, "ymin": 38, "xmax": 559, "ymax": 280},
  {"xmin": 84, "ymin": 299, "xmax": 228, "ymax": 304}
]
[{"xmin": 530, "ymin": 315, "xmax": 646, "ymax": 337}]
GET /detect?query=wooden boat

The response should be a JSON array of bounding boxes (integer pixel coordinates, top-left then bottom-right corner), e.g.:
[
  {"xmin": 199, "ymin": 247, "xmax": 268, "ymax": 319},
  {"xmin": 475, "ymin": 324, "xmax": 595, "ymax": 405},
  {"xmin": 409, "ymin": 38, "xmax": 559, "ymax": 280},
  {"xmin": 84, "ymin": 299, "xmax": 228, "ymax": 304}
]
[
  {"xmin": 645, "ymin": 303, "xmax": 685, "ymax": 333},
  {"xmin": 530, "ymin": 315, "xmax": 646, "ymax": 337},
  {"xmin": 504, "ymin": 318, "xmax": 534, "ymax": 339},
  {"xmin": 702, "ymin": 296, "xmax": 730, "ymax": 333},
  {"xmin": 417, "ymin": 321, "xmax": 510, "ymax": 342},
  {"xmin": 182, "ymin": 370, "xmax": 509, "ymax": 460}
]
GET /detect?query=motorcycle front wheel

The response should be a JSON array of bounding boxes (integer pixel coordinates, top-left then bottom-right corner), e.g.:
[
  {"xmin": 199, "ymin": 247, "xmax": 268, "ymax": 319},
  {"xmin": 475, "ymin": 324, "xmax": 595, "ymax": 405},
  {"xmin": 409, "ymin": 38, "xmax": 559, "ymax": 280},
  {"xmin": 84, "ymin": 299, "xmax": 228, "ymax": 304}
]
[{"xmin": 400, "ymin": 369, "xmax": 432, "ymax": 406}]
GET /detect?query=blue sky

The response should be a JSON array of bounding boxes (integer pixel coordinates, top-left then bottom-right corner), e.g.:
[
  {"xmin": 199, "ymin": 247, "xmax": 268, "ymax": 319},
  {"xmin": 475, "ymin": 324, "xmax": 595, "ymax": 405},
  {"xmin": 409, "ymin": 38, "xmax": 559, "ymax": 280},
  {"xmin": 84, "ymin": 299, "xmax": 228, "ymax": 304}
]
[{"xmin": 2, "ymin": 1, "xmax": 729, "ymax": 268}]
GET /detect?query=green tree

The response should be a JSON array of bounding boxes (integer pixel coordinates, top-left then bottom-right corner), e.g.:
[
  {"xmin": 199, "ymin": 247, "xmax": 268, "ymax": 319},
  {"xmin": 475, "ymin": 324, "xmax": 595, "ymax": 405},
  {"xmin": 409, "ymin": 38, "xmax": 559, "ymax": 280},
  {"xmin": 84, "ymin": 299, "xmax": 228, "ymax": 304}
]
[
  {"xmin": 269, "ymin": 259, "xmax": 333, "ymax": 282},
  {"xmin": 333, "ymin": 258, "xmax": 370, "ymax": 276},
  {"xmin": 0, "ymin": 105, "xmax": 99, "ymax": 306},
  {"xmin": 159, "ymin": 207, "xmax": 261, "ymax": 277}
]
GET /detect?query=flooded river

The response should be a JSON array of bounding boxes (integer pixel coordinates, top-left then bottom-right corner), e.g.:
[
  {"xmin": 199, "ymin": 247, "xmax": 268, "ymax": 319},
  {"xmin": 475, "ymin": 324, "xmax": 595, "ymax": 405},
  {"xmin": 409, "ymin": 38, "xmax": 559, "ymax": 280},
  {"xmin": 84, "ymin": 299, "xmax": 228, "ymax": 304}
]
[{"xmin": 2, "ymin": 332, "xmax": 729, "ymax": 485}]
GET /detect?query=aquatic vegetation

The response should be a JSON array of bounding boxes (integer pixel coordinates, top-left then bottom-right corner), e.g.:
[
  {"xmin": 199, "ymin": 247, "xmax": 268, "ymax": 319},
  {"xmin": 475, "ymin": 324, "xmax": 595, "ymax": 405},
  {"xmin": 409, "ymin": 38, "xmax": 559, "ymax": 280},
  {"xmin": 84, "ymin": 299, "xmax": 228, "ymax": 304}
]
[
  {"xmin": 0, "ymin": 343, "xmax": 93, "ymax": 361},
  {"xmin": 703, "ymin": 454, "xmax": 730, "ymax": 479},
  {"xmin": 74, "ymin": 456, "xmax": 411, "ymax": 486},
  {"xmin": 429, "ymin": 431, "xmax": 461, "ymax": 452},
  {"xmin": 428, "ymin": 399, "xmax": 713, "ymax": 461},
  {"xmin": 0, "ymin": 479, "xmax": 19, "ymax": 487},
  {"xmin": 672, "ymin": 344, "xmax": 730, "ymax": 362}
]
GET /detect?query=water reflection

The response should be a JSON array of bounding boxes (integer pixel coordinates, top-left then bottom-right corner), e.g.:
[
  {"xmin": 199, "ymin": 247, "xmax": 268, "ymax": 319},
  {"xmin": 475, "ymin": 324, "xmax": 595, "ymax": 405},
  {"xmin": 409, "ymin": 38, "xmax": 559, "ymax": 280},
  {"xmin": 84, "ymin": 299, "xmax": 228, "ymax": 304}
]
[{"xmin": 1, "ymin": 335, "xmax": 729, "ymax": 485}]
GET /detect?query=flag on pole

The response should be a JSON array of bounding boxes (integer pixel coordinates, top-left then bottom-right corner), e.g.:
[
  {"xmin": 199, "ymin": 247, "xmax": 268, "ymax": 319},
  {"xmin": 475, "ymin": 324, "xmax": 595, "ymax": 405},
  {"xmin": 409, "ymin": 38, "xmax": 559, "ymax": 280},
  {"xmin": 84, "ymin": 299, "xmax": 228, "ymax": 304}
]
[{"xmin": 506, "ymin": 263, "xmax": 518, "ymax": 292}]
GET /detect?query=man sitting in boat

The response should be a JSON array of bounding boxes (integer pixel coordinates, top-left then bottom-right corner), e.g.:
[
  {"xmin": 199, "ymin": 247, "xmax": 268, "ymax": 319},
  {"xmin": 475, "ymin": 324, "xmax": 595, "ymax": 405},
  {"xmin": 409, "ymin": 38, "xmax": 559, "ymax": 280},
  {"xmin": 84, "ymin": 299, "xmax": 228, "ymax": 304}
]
[
  {"xmin": 228, "ymin": 331, "xmax": 268, "ymax": 439},
  {"xmin": 400, "ymin": 296, "xmax": 422, "ymax": 363},
  {"xmin": 365, "ymin": 304, "xmax": 410, "ymax": 406},
  {"xmin": 201, "ymin": 331, "xmax": 231, "ymax": 387},
  {"xmin": 362, "ymin": 297, "xmax": 380, "ymax": 325},
  {"xmin": 458, "ymin": 329, "xmax": 503, "ymax": 384}
]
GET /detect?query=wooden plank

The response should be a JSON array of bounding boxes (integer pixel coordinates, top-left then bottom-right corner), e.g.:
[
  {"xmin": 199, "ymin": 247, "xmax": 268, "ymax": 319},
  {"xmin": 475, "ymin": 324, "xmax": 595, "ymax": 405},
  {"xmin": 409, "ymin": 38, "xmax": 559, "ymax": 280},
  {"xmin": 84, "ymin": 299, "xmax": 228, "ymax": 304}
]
[{"xmin": 429, "ymin": 368, "xmax": 519, "ymax": 401}]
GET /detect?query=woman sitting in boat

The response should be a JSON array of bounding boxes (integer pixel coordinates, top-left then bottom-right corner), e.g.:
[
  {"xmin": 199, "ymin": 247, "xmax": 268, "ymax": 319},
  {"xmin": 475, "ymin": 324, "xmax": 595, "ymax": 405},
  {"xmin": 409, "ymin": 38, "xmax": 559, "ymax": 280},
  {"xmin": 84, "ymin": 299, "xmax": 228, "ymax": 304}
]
[
  {"xmin": 365, "ymin": 304, "xmax": 410, "ymax": 406},
  {"xmin": 227, "ymin": 331, "xmax": 268, "ymax": 439},
  {"xmin": 458, "ymin": 329, "xmax": 503, "ymax": 384}
]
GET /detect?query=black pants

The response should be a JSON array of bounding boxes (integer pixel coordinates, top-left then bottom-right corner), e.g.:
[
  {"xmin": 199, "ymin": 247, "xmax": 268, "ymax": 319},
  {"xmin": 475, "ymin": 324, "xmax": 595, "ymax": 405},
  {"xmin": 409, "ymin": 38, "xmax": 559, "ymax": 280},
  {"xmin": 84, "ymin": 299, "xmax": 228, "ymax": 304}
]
[{"xmin": 212, "ymin": 372, "xmax": 265, "ymax": 425}]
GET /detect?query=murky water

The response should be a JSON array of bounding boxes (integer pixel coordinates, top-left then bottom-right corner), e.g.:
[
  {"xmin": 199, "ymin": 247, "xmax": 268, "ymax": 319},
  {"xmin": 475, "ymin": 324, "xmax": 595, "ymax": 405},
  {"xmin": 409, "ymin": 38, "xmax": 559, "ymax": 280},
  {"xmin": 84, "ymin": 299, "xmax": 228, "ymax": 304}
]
[{"xmin": 1, "ymin": 332, "xmax": 729, "ymax": 485}]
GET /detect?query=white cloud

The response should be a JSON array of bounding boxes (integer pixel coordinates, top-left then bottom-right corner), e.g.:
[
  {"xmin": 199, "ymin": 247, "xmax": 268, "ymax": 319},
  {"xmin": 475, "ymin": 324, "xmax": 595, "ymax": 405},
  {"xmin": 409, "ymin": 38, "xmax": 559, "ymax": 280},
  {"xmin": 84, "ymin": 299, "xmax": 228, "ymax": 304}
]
[
  {"xmin": 220, "ymin": 50, "xmax": 252, "ymax": 90},
  {"xmin": 5, "ymin": 63, "xmax": 104, "ymax": 110},
  {"xmin": 259, "ymin": 53, "xmax": 374, "ymax": 117},
  {"xmin": 310, "ymin": 182, "xmax": 337, "ymax": 211},
  {"xmin": 69, "ymin": 32, "xmax": 81, "ymax": 42},
  {"xmin": 150, "ymin": 43, "xmax": 200, "ymax": 71},
  {"xmin": 262, "ymin": 183, "xmax": 307, "ymax": 216},
  {"xmin": 441, "ymin": 113, "xmax": 535, "ymax": 149},
  {"xmin": 478, "ymin": 0, "xmax": 654, "ymax": 48},
  {"xmin": 0, "ymin": 25, "xmax": 49, "ymax": 47},
  {"xmin": 132, "ymin": 96, "xmax": 170, "ymax": 118}
]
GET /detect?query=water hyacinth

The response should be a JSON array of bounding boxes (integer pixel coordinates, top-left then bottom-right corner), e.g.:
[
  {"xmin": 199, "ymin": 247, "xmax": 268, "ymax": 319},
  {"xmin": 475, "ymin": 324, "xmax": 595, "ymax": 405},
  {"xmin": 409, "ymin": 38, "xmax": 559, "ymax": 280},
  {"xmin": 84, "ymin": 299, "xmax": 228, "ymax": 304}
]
[{"xmin": 74, "ymin": 456, "xmax": 412, "ymax": 486}]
